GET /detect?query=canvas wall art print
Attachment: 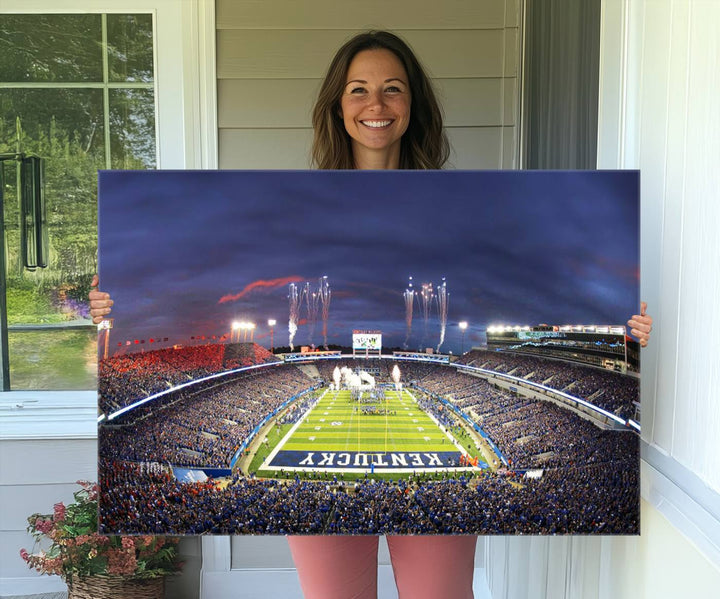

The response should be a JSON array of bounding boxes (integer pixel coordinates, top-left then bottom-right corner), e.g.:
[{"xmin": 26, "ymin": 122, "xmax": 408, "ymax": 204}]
[{"xmin": 97, "ymin": 170, "xmax": 640, "ymax": 535}]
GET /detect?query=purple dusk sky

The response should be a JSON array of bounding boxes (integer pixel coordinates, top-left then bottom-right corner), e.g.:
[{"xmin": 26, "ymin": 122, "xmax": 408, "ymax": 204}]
[{"xmin": 98, "ymin": 170, "xmax": 639, "ymax": 355}]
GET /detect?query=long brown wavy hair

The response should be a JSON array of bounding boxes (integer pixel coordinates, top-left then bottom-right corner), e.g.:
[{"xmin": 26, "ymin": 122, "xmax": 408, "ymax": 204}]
[{"xmin": 311, "ymin": 31, "xmax": 449, "ymax": 170}]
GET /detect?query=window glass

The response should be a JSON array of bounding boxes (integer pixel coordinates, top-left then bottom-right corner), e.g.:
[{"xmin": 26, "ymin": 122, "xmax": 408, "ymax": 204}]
[
  {"xmin": 109, "ymin": 89, "xmax": 156, "ymax": 169},
  {"xmin": 0, "ymin": 13, "xmax": 155, "ymax": 390},
  {"xmin": 8, "ymin": 330, "xmax": 97, "ymax": 390},
  {"xmin": 107, "ymin": 14, "xmax": 154, "ymax": 83},
  {"xmin": 0, "ymin": 14, "xmax": 103, "ymax": 82}
]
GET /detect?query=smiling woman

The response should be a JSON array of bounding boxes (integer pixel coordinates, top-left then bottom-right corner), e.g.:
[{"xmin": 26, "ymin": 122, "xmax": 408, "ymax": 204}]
[
  {"xmin": 340, "ymin": 49, "xmax": 412, "ymax": 168},
  {"xmin": 311, "ymin": 30, "xmax": 448, "ymax": 170}
]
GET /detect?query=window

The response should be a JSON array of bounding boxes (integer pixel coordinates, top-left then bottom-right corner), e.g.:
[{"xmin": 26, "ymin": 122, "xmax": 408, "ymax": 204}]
[{"xmin": 0, "ymin": 13, "xmax": 156, "ymax": 389}]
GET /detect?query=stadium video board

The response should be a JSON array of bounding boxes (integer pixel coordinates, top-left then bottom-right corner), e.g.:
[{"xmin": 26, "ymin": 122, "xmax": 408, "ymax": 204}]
[
  {"xmin": 97, "ymin": 170, "xmax": 640, "ymax": 537},
  {"xmin": 352, "ymin": 330, "xmax": 382, "ymax": 351}
]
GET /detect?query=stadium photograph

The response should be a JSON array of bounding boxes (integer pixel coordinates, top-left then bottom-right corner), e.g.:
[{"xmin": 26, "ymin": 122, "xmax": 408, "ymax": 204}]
[{"xmin": 97, "ymin": 170, "xmax": 640, "ymax": 535}]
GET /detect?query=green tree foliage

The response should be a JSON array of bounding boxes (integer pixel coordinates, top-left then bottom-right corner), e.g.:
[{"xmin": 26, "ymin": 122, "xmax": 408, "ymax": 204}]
[{"xmin": 0, "ymin": 14, "xmax": 103, "ymax": 82}]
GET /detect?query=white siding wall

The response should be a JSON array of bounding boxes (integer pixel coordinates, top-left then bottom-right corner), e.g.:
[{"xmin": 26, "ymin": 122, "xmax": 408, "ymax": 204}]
[
  {"xmin": 216, "ymin": 0, "xmax": 521, "ymax": 170},
  {"xmin": 486, "ymin": 0, "xmax": 720, "ymax": 597}
]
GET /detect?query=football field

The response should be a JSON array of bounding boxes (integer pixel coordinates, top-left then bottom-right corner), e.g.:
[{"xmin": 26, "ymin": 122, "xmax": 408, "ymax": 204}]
[{"xmin": 261, "ymin": 387, "xmax": 483, "ymax": 473}]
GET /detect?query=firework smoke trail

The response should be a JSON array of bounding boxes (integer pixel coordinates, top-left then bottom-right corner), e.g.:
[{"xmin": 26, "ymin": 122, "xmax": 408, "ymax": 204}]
[
  {"xmin": 403, "ymin": 277, "xmax": 414, "ymax": 349},
  {"xmin": 303, "ymin": 282, "xmax": 320, "ymax": 347},
  {"xmin": 420, "ymin": 282, "xmax": 434, "ymax": 347},
  {"xmin": 288, "ymin": 283, "xmax": 300, "ymax": 351},
  {"xmin": 435, "ymin": 278, "xmax": 449, "ymax": 352},
  {"xmin": 319, "ymin": 275, "xmax": 332, "ymax": 350}
]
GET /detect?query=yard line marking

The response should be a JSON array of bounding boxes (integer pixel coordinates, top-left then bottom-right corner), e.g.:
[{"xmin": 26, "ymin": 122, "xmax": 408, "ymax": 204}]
[{"xmin": 261, "ymin": 389, "xmax": 327, "ymax": 468}]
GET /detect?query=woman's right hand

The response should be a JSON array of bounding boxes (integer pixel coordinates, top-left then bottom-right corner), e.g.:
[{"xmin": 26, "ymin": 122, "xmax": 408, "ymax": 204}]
[
  {"xmin": 627, "ymin": 301, "xmax": 652, "ymax": 348},
  {"xmin": 89, "ymin": 274, "xmax": 113, "ymax": 325}
]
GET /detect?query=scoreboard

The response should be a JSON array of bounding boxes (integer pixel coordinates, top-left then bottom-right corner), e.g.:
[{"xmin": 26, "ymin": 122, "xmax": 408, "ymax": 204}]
[{"xmin": 352, "ymin": 330, "xmax": 382, "ymax": 353}]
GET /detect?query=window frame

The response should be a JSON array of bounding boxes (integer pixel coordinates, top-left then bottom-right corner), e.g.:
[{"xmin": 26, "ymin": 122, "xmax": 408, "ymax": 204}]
[{"xmin": 0, "ymin": 0, "xmax": 217, "ymax": 430}]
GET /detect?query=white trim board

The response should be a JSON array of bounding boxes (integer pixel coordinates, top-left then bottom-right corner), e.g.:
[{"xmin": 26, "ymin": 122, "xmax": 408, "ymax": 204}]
[
  {"xmin": 642, "ymin": 443, "xmax": 720, "ymax": 568},
  {"xmin": 0, "ymin": 392, "xmax": 97, "ymax": 440},
  {"xmin": 0, "ymin": 576, "xmax": 66, "ymax": 597}
]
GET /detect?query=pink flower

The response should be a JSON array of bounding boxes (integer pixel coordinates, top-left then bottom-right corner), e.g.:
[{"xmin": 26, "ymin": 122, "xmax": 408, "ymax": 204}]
[
  {"xmin": 34, "ymin": 518, "xmax": 54, "ymax": 535},
  {"xmin": 53, "ymin": 502, "xmax": 66, "ymax": 522},
  {"xmin": 107, "ymin": 547, "xmax": 137, "ymax": 576},
  {"xmin": 121, "ymin": 536, "xmax": 135, "ymax": 550},
  {"xmin": 19, "ymin": 548, "xmax": 29, "ymax": 562},
  {"xmin": 138, "ymin": 535, "xmax": 154, "ymax": 548},
  {"xmin": 43, "ymin": 556, "xmax": 64, "ymax": 576},
  {"xmin": 76, "ymin": 480, "xmax": 99, "ymax": 500}
]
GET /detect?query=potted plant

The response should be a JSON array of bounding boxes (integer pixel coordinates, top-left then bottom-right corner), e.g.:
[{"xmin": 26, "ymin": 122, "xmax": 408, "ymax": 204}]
[{"xmin": 20, "ymin": 480, "xmax": 182, "ymax": 598}]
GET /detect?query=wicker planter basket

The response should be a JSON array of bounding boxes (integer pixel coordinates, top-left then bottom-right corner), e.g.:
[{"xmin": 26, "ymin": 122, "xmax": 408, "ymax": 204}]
[{"xmin": 67, "ymin": 575, "xmax": 164, "ymax": 599}]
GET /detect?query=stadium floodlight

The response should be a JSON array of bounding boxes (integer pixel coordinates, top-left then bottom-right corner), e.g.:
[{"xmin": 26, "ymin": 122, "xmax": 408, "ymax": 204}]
[
  {"xmin": 231, "ymin": 320, "xmax": 241, "ymax": 342},
  {"xmin": 268, "ymin": 319, "xmax": 277, "ymax": 353},
  {"xmin": 235, "ymin": 321, "xmax": 254, "ymax": 342},
  {"xmin": 459, "ymin": 321, "xmax": 468, "ymax": 354}
]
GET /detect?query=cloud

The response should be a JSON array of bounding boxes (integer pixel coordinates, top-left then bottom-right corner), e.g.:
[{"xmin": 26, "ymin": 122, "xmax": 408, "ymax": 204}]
[{"xmin": 218, "ymin": 276, "xmax": 304, "ymax": 304}]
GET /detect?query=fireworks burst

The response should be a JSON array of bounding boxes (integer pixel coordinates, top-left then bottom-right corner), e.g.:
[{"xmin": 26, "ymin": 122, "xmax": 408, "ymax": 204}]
[
  {"xmin": 288, "ymin": 283, "xmax": 299, "ymax": 351},
  {"xmin": 435, "ymin": 278, "xmax": 449, "ymax": 352},
  {"xmin": 403, "ymin": 276, "xmax": 414, "ymax": 349},
  {"xmin": 318, "ymin": 275, "xmax": 331, "ymax": 350},
  {"xmin": 303, "ymin": 282, "xmax": 320, "ymax": 347},
  {"xmin": 419, "ymin": 282, "xmax": 434, "ymax": 348}
]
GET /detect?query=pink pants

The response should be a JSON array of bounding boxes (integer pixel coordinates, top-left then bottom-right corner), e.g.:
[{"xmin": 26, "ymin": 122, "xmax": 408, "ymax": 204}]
[{"xmin": 287, "ymin": 535, "xmax": 477, "ymax": 599}]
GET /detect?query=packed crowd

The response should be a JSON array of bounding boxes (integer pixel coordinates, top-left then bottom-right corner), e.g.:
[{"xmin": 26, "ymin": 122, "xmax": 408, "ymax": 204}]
[
  {"xmin": 99, "ymin": 439, "xmax": 638, "ymax": 535},
  {"xmin": 418, "ymin": 369, "xmax": 635, "ymax": 468},
  {"xmin": 457, "ymin": 350, "xmax": 639, "ymax": 419},
  {"xmin": 99, "ymin": 342, "xmax": 279, "ymax": 413},
  {"xmin": 99, "ymin": 365, "xmax": 316, "ymax": 468}
]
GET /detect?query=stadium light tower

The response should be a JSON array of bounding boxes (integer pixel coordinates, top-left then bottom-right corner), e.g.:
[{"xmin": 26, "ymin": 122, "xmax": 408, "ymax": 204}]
[
  {"xmin": 231, "ymin": 320, "xmax": 241, "ymax": 343},
  {"xmin": 459, "ymin": 321, "xmax": 468, "ymax": 354},
  {"xmin": 268, "ymin": 319, "xmax": 277, "ymax": 353}
]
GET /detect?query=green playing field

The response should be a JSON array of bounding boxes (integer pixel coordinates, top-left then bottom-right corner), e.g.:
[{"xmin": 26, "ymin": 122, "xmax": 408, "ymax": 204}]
[{"xmin": 278, "ymin": 388, "xmax": 455, "ymax": 454}]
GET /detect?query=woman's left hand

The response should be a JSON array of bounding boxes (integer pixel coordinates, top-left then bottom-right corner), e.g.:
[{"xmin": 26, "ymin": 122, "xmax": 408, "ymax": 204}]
[{"xmin": 627, "ymin": 301, "xmax": 653, "ymax": 348}]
